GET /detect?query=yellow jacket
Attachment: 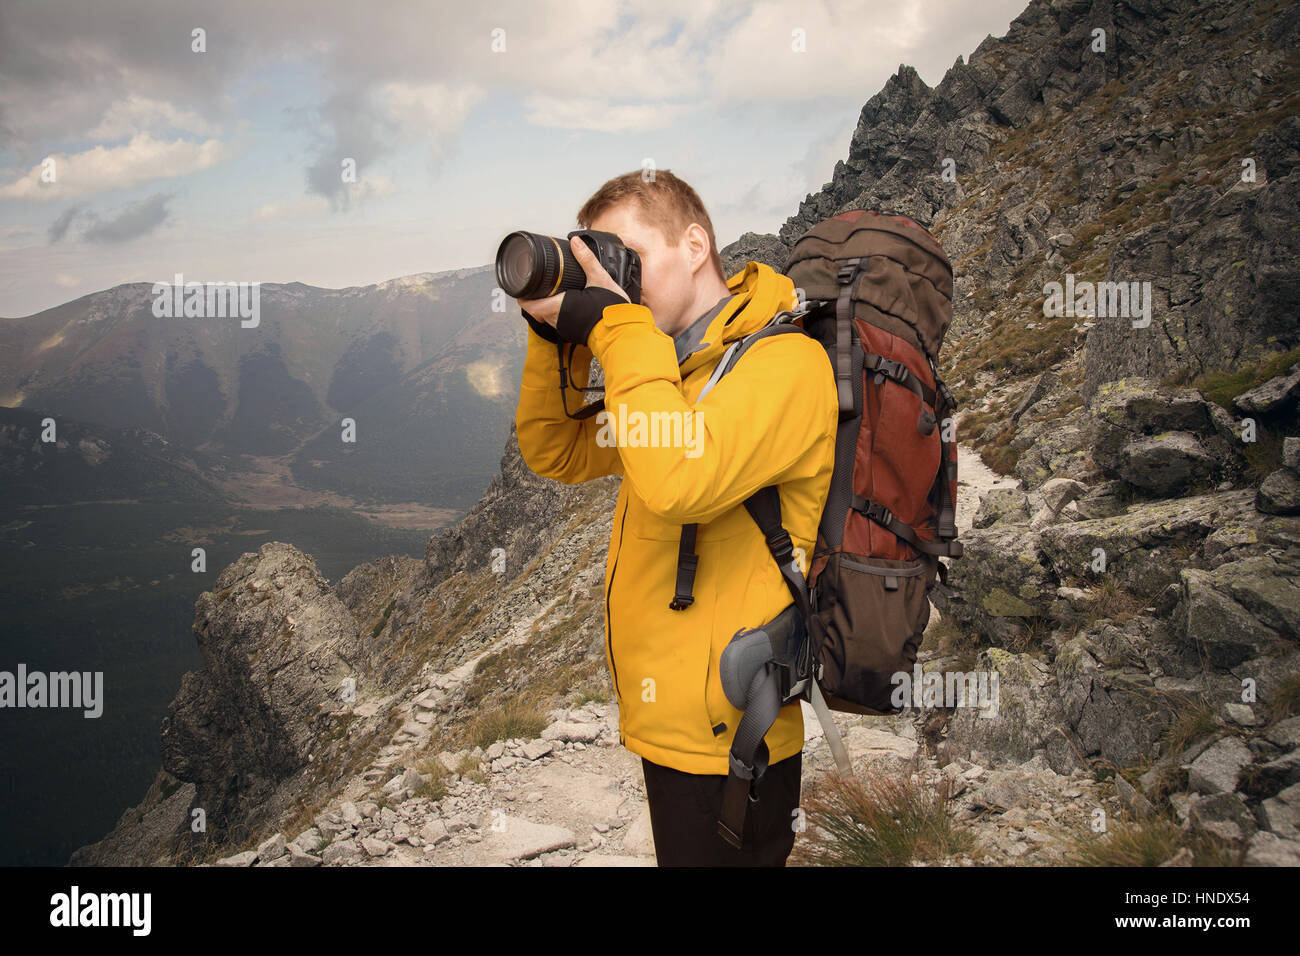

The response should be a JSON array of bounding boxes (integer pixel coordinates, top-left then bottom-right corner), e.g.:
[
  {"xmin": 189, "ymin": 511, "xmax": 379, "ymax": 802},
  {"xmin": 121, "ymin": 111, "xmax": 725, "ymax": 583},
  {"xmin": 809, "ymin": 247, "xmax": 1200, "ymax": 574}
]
[{"xmin": 515, "ymin": 262, "xmax": 838, "ymax": 774}]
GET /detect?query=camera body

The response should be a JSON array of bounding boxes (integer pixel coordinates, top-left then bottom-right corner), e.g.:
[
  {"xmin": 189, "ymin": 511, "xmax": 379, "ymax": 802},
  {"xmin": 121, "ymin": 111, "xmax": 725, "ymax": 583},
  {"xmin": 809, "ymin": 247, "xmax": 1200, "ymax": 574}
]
[{"xmin": 495, "ymin": 229, "xmax": 642, "ymax": 305}]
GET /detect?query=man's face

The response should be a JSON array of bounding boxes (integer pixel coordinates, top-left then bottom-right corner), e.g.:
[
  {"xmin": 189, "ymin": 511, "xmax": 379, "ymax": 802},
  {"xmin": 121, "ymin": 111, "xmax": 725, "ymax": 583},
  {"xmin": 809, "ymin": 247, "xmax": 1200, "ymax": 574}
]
[{"xmin": 588, "ymin": 203, "xmax": 698, "ymax": 337}]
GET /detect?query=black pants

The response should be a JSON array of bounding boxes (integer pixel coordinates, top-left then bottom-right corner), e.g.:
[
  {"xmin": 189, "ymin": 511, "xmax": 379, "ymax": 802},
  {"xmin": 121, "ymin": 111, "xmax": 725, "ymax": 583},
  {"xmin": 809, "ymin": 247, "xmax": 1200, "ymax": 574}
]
[{"xmin": 640, "ymin": 752, "xmax": 802, "ymax": 866}]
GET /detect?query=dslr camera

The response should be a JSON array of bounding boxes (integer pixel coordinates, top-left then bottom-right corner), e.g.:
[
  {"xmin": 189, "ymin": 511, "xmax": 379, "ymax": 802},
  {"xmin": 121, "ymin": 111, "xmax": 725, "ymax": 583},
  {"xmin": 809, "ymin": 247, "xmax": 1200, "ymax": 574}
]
[{"xmin": 495, "ymin": 230, "xmax": 641, "ymax": 305}]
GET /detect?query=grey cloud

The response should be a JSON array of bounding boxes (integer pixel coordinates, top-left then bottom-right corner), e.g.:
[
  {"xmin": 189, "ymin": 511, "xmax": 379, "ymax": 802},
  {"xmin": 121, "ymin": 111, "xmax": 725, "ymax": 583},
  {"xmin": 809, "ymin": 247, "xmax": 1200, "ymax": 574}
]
[
  {"xmin": 297, "ymin": 88, "xmax": 398, "ymax": 207},
  {"xmin": 81, "ymin": 192, "xmax": 172, "ymax": 243},
  {"xmin": 0, "ymin": 1, "xmax": 464, "ymax": 185},
  {"xmin": 1, "ymin": 1, "xmax": 1030, "ymax": 208},
  {"xmin": 48, "ymin": 204, "xmax": 86, "ymax": 242}
]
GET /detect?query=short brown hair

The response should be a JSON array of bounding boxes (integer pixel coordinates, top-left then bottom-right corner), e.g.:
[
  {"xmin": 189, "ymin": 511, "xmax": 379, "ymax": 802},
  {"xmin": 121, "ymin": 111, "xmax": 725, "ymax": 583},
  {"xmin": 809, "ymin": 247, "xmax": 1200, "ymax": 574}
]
[{"xmin": 577, "ymin": 169, "xmax": 725, "ymax": 280}]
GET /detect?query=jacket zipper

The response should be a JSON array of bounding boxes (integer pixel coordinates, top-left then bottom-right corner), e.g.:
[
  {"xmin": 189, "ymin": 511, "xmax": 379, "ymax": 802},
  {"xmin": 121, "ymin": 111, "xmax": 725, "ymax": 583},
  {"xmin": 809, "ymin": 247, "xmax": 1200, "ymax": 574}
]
[{"xmin": 605, "ymin": 497, "xmax": 629, "ymax": 725}]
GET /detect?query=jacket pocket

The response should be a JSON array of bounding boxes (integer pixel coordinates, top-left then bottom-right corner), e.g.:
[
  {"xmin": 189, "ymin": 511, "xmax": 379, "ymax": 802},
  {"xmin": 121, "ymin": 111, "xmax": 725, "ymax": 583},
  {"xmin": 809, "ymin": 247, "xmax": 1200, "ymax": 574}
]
[{"xmin": 809, "ymin": 552, "xmax": 936, "ymax": 714}]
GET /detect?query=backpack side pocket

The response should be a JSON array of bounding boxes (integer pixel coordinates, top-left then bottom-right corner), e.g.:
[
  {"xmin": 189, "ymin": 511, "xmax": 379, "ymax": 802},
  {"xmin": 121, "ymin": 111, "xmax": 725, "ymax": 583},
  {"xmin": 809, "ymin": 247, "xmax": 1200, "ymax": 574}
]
[{"xmin": 809, "ymin": 552, "xmax": 936, "ymax": 714}]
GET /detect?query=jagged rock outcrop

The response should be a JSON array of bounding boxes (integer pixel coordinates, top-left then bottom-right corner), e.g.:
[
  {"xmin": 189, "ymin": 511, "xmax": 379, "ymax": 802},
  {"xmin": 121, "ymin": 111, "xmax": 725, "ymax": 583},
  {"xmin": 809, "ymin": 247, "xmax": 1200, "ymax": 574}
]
[
  {"xmin": 72, "ymin": 543, "xmax": 430, "ymax": 864},
  {"xmin": 159, "ymin": 544, "xmax": 359, "ymax": 839},
  {"xmin": 720, "ymin": 231, "xmax": 792, "ymax": 275},
  {"xmin": 726, "ymin": 0, "xmax": 1297, "ymax": 466}
]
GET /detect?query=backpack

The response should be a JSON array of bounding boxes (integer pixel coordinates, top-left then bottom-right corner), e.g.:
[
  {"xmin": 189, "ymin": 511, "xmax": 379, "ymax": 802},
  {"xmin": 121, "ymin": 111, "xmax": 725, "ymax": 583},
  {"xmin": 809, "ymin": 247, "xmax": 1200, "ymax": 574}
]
[{"xmin": 667, "ymin": 208, "xmax": 964, "ymax": 847}]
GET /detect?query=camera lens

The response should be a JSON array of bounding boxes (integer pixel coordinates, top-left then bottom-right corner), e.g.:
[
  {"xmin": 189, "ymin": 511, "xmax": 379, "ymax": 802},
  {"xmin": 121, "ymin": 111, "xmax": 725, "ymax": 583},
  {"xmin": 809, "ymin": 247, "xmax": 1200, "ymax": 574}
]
[
  {"xmin": 496, "ymin": 231, "xmax": 588, "ymax": 300},
  {"xmin": 496, "ymin": 233, "xmax": 540, "ymax": 297}
]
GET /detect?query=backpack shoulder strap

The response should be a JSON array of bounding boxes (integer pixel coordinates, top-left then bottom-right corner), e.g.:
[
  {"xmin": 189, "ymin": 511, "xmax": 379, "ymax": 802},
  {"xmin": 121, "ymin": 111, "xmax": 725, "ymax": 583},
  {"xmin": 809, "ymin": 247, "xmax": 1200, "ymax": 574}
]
[
  {"xmin": 742, "ymin": 485, "xmax": 810, "ymax": 621},
  {"xmin": 668, "ymin": 318, "xmax": 809, "ymax": 611},
  {"xmin": 695, "ymin": 320, "xmax": 806, "ymax": 404}
]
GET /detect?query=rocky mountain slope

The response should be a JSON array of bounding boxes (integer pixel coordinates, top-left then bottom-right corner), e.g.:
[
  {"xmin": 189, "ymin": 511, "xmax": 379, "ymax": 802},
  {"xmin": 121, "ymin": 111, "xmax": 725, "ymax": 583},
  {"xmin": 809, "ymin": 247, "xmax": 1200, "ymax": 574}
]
[{"xmin": 73, "ymin": 0, "xmax": 1299, "ymax": 866}]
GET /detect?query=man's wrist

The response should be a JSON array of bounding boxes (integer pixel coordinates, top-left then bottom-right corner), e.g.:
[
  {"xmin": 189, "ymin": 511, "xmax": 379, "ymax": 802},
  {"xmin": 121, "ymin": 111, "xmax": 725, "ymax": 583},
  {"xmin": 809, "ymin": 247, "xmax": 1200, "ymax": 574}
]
[
  {"xmin": 522, "ymin": 309, "xmax": 559, "ymax": 344},
  {"xmin": 556, "ymin": 287, "xmax": 628, "ymax": 347}
]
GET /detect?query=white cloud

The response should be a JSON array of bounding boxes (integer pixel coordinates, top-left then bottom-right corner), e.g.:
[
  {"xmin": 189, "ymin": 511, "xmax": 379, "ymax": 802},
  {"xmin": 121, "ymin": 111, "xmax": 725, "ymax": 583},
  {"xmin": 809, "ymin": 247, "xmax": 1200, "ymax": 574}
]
[
  {"xmin": 0, "ymin": 133, "xmax": 228, "ymax": 202},
  {"xmin": 709, "ymin": 1, "xmax": 904, "ymax": 103},
  {"xmin": 378, "ymin": 81, "xmax": 486, "ymax": 166},
  {"xmin": 706, "ymin": 0, "xmax": 1023, "ymax": 102},
  {"xmin": 523, "ymin": 94, "xmax": 689, "ymax": 133},
  {"xmin": 254, "ymin": 196, "xmax": 329, "ymax": 221},
  {"xmin": 86, "ymin": 94, "xmax": 219, "ymax": 140},
  {"xmin": 380, "ymin": 82, "xmax": 484, "ymax": 138},
  {"xmin": 0, "ymin": 225, "xmax": 35, "ymax": 246},
  {"xmin": 254, "ymin": 174, "xmax": 395, "ymax": 220}
]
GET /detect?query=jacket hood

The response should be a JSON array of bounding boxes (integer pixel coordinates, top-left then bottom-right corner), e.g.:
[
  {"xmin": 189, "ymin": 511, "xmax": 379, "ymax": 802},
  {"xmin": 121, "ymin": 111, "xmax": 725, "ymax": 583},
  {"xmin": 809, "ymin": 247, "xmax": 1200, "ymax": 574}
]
[{"xmin": 678, "ymin": 261, "xmax": 797, "ymax": 379}]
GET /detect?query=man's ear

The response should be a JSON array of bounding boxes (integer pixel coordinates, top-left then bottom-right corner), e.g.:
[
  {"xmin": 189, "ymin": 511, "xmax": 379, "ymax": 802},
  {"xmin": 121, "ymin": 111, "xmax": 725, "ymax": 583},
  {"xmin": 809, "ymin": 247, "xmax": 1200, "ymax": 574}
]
[{"xmin": 683, "ymin": 223, "xmax": 713, "ymax": 275}]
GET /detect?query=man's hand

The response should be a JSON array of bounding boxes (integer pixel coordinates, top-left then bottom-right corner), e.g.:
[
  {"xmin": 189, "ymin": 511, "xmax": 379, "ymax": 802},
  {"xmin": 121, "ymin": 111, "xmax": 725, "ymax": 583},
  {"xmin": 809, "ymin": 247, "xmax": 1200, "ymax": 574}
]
[{"xmin": 518, "ymin": 235, "xmax": 630, "ymax": 333}]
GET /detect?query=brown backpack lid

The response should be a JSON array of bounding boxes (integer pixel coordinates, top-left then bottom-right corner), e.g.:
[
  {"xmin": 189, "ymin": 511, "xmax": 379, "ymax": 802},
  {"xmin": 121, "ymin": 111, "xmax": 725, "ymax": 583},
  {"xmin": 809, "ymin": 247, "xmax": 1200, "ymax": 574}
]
[{"xmin": 784, "ymin": 209, "xmax": 954, "ymax": 362}]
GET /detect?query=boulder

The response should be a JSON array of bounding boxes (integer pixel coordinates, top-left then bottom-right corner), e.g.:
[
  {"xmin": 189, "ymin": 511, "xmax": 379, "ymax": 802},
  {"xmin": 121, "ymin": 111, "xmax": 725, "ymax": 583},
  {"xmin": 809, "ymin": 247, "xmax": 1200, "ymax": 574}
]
[
  {"xmin": 933, "ymin": 523, "xmax": 1053, "ymax": 645},
  {"xmin": 1055, "ymin": 632, "xmax": 1176, "ymax": 767},
  {"xmin": 541, "ymin": 722, "xmax": 602, "ymax": 744},
  {"xmin": 1033, "ymin": 477, "xmax": 1089, "ymax": 515},
  {"xmin": 1182, "ymin": 554, "xmax": 1300, "ymax": 644},
  {"xmin": 1012, "ymin": 415, "xmax": 1095, "ymax": 489},
  {"xmin": 214, "ymin": 850, "xmax": 257, "ymax": 867},
  {"xmin": 1186, "ymin": 792, "xmax": 1256, "ymax": 843},
  {"xmin": 1176, "ymin": 561, "xmax": 1297, "ymax": 678},
  {"xmin": 1264, "ymin": 717, "xmax": 1300, "ymax": 750},
  {"xmin": 1088, "ymin": 379, "xmax": 1216, "ymax": 474},
  {"xmin": 973, "ymin": 488, "xmax": 1031, "ymax": 528},
  {"xmin": 286, "ymin": 844, "xmax": 322, "ymax": 867},
  {"xmin": 1074, "ymin": 480, "xmax": 1129, "ymax": 519},
  {"xmin": 1233, "ymin": 364, "xmax": 1300, "ymax": 416},
  {"xmin": 1258, "ymin": 783, "xmax": 1300, "ymax": 839},
  {"xmin": 321, "ymin": 840, "xmax": 361, "ymax": 865},
  {"xmin": 1118, "ymin": 431, "xmax": 1217, "ymax": 495},
  {"xmin": 1256, "ymin": 468, "xmax": 1300, "ymax": 515},
  {"xmin": 480, "ymin": 814, "xmax": 576, "ymax": 862},
  {"xmin": 1245, "ymin": 832, "xmax": 1300, "ymax": 866},
  {"xmin": 1284, "ymin": 437, "xmax": 1300, "ymax": 474},
  {"xmin": 1038, "ymin": 489, "xmax": 1254, "ymax": 595},
  {"xmin": 1187, "ymin": 737, "xmax": 1252, "ymax": 794},
  {"xmin": 256, "ymin": 832, "xmax": 286, "ymax": 862}
]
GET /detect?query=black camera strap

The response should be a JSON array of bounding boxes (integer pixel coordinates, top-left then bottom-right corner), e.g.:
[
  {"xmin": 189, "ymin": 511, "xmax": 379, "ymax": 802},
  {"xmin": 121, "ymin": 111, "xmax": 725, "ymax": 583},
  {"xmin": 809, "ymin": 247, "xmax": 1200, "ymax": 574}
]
[{"xmin": 557, "ymin": 342, "xmax": 605, "ymax": 420}]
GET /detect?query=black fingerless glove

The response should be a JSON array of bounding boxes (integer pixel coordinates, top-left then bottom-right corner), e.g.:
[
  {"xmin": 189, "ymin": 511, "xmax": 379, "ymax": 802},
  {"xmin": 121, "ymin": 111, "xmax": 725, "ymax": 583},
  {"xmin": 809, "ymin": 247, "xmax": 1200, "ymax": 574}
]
[
  {"xmin": 556, "ymin": 287, "xmax": 628, "ymax": 348},
  {"xmin": 521, "ymin": 308, "xmax": 558, "ymax": 344}
]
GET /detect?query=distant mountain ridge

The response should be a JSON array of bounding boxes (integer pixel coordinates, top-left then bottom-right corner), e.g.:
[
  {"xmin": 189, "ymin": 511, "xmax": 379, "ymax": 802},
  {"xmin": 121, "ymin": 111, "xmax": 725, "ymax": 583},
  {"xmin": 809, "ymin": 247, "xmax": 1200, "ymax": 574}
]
[{"xmin": 0, "ymin": 264, "xmax": 523, "ymax": 511}]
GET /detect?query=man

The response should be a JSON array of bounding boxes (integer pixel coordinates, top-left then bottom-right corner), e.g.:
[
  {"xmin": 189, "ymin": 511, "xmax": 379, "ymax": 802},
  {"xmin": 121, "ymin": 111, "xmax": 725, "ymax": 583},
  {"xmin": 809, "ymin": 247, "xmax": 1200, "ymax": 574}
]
[{"xmin": 513, "ymin": 169, "xmax": 837, "ymax": 866}]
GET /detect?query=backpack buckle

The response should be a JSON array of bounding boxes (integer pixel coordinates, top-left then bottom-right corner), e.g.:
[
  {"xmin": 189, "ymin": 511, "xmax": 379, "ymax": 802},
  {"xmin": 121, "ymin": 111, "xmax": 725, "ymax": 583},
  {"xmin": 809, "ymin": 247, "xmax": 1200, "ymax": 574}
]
[
  {"xmin": 836, "ymin": 258, "xmax": 862, "ymax": 284},
  {"xmin": 866, "ymin": 501, "xmax": 895, "ymax": 527},
  {"xmin": 937, "ymin": 379, "xmax": 956, "ymax": 411},
  {"xmin": 765, "ymin": 528, "xmax": 795, "ymax": 563},
  {"xmin": 885, "ymin": 359, "xmax": 909, "ymax": 384}
]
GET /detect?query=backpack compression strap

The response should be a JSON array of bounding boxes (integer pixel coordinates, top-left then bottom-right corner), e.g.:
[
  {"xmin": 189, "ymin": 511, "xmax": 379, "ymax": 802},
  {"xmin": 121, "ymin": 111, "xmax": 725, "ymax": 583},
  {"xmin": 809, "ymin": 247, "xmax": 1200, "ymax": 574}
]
[
  {"xmin": 930, "ymin": 367, "xmax": 960, "ymax": 542},
  {"xmin": 833, "ymin": 259, "xmax": 860, "ymax": 419},
  {"xmin": 851, "ymin": 495, "xmax": 963, "ymax": 559}
]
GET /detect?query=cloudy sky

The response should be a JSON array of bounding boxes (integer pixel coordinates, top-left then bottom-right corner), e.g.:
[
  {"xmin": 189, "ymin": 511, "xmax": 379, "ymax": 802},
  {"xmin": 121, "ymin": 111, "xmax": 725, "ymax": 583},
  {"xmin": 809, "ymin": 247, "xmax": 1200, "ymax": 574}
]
[{"xmin": 0, "ymin": 0, "xmax": 1027, "ymax": 317}]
